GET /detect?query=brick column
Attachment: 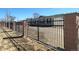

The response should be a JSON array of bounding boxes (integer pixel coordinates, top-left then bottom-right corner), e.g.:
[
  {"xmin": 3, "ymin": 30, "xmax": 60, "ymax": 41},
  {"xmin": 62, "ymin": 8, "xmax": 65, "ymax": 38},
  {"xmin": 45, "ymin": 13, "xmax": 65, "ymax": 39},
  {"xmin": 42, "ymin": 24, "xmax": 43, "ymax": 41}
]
[
  {"xmin": 23, "ymin": 21, "xmax": 28, "ymax": 38},
  {"xmin": 64, "ymin": 13, "xmax": 78, "ymax": 51}
]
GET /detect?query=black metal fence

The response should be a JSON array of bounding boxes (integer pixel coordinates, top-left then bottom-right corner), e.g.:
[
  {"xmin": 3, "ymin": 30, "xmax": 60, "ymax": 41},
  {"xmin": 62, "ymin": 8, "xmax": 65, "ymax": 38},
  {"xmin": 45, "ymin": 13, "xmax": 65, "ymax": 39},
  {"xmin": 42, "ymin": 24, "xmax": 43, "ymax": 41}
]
[
  {"xmin": 4, "ymin": 20, "xmax": 64, "ymax": 50},
  {"xmin": 27, "ymin": 20, "xmax": 64, "ymax": 50}
]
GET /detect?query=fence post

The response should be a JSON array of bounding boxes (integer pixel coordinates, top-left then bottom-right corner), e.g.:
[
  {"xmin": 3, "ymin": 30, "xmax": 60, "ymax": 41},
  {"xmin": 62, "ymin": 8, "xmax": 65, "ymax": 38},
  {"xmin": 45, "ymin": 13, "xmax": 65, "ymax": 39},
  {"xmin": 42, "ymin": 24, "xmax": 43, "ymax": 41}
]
[
  {"xmin": 22, "ymin": 21, "xmax": 24, "ymax": 36},
  {"xmin": 37, "ymin": 20, "xmax": 39, "ymax": 41}
]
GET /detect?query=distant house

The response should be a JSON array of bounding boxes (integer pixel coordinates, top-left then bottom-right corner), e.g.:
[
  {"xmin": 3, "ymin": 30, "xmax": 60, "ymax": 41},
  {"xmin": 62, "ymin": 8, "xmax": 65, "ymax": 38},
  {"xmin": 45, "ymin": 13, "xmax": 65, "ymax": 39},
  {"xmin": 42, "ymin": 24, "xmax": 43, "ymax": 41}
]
[
  {"xmin": 27, "ymin": 16, "xmax": 54, "ymax": 26},
  {"xmin": 28, "ymin": 14, "xmax": 64, "ymax": 27}
]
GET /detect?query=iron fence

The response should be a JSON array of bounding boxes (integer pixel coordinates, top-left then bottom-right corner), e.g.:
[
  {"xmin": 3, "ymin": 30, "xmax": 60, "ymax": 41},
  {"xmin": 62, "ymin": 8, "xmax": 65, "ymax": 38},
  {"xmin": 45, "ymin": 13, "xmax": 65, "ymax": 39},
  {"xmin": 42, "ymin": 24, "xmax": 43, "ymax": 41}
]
[
  {"xmin": 27, "ymin": 20, "xmax": 64, "ymax": 50},
  {"xmin": 4, "ymin": 20, "xmax": 64, "ymax": 50}
]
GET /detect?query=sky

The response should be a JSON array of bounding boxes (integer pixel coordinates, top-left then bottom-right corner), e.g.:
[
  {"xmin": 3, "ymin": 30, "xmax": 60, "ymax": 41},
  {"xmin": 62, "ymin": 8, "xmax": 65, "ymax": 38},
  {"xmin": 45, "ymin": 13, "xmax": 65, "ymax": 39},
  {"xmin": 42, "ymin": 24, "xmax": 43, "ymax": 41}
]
[{"xmin": 0, "ymin": 8, "xmax": 79, "ymax": 21}]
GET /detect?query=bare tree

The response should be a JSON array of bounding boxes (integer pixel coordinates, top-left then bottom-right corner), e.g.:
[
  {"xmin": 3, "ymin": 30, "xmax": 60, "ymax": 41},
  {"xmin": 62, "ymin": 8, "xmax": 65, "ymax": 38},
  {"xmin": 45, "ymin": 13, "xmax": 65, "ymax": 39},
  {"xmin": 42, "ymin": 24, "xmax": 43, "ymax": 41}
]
[
  {"xmin": 4, "ymin": 11, "xmax": 15, "ymax": 29},
  {"xmin": 33, "ymin": 13, "xmax": 40, "ymax": 18}
]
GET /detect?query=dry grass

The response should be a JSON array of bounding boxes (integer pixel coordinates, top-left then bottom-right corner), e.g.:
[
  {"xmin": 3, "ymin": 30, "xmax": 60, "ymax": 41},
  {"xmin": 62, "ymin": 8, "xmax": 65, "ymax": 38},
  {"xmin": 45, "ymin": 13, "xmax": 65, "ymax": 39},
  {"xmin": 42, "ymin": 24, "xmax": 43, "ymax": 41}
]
[
  {"xmin": 0, "ymin": 27, "xmax": 50, "ymax": 51},
  {"xmin": 0, "ymin": 28, "xmax": 17, "ymax": 51}
]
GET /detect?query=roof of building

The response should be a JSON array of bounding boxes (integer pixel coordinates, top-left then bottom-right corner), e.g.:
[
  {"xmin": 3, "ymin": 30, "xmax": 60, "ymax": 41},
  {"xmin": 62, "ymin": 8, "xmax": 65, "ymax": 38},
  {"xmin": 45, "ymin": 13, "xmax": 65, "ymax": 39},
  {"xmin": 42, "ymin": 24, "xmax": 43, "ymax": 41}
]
[{"xmin": 45, "ymin": 12, "xmax": 79, "ymax": 17}]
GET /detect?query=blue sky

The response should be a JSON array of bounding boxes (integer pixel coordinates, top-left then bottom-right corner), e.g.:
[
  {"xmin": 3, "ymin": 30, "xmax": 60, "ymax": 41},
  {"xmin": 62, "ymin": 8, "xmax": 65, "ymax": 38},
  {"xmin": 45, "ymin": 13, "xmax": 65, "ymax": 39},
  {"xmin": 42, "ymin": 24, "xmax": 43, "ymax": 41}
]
[{"xmin": 0, "ymin": 8, "xmax": 79, "ymax": 21}]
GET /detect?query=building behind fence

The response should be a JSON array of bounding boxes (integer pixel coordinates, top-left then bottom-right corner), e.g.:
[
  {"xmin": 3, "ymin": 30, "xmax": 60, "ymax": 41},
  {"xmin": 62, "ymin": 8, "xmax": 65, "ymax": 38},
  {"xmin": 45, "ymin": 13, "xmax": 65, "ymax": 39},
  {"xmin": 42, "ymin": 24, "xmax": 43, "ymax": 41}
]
[{"xmin": 1, "ymin": 12, "xmax": 79, "ymax": 51}]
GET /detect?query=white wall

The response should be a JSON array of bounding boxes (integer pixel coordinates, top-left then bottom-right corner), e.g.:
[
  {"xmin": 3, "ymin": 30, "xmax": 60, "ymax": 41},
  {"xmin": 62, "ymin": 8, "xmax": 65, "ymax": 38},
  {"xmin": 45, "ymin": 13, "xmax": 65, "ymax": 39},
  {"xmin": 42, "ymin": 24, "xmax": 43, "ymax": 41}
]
[{"xmin": 54, "ymin": 16, "xmax": 64, "ymax": 25}]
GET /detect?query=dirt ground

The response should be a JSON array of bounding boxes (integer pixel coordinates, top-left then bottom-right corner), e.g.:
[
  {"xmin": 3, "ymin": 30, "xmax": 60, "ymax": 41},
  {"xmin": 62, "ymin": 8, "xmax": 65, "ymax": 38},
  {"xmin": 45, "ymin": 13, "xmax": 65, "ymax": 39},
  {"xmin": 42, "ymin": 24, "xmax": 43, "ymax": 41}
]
[
  {"xmin": 0, "ymin": 28, "xmax": 17, "ymax": 51},
  {"xmin": 0, "ymin": 27, "xmax": 53, "ymax": 51}
]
